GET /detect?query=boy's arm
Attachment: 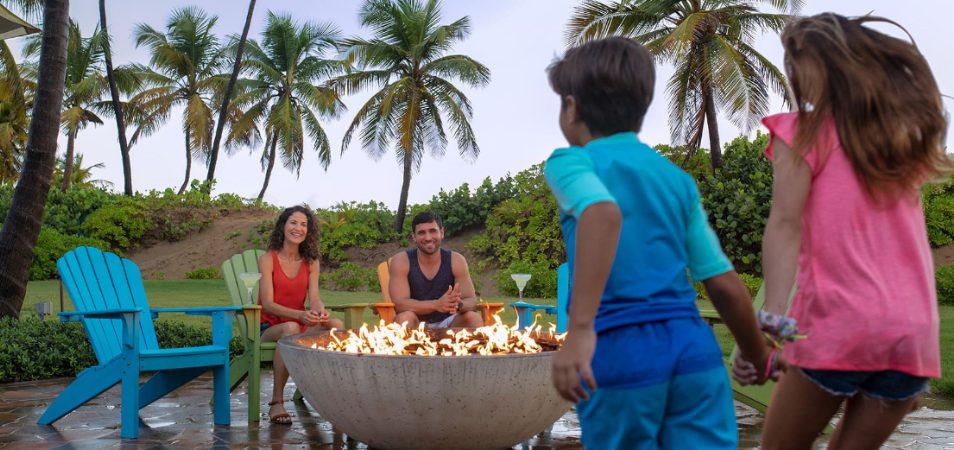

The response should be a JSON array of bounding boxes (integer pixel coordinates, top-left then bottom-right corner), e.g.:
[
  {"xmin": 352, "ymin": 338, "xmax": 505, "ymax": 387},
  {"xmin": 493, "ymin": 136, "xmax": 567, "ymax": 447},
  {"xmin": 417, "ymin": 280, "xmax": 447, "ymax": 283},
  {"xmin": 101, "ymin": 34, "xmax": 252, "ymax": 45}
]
[
  {"xmin": 544, "ymin": 147, "xmax": 618, "ymax": 402},
  {"xmin": 686, "ymin": 196, "xmax": 773, "ymax": 382}
]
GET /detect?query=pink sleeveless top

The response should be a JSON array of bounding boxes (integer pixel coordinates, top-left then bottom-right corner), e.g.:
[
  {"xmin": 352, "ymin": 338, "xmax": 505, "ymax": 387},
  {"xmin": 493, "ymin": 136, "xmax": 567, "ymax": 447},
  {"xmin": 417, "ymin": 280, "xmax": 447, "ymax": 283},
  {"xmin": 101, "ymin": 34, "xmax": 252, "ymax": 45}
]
[
  {"xmin": 259, "ymin": 251, "xmax": 310, "ymax": 327},
  {"xmin": 763, "ymin": 112, "xmax": 939, "ymax": 377}
]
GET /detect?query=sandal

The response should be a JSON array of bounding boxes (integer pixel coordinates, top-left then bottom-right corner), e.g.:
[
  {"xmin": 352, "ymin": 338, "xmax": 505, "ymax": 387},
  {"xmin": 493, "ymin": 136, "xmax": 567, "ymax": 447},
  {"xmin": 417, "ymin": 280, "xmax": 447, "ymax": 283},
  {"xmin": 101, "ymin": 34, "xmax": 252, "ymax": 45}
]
[{"xmin": 268, "ymin": 399, "xmax": 292, "ymax": 425}]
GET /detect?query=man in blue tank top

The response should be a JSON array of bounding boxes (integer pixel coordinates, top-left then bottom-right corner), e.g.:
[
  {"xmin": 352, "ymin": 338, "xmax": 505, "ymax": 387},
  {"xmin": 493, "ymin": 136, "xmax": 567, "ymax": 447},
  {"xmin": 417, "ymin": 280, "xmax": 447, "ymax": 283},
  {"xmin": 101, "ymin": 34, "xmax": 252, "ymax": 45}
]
[{"xmin": 389, "ymin": 212, "xmax": 483, "ymax": 328}]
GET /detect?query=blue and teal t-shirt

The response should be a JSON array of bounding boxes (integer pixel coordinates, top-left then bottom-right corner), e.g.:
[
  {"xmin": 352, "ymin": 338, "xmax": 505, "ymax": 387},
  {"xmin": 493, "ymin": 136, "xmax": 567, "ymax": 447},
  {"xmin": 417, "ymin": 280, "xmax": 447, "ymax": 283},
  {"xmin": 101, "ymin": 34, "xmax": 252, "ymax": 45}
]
[{"xmin": 544, "ymin": 132, "xmax": 732, "ymax": 333}]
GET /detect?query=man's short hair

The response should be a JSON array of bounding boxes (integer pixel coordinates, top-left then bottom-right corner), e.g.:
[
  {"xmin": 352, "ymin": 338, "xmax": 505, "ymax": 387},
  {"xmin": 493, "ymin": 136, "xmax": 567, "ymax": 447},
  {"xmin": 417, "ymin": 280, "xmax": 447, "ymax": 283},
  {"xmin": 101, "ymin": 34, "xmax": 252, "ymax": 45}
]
[
  {"xmin": 411, "ymin": 211, "xmax": 442, "ymax": 231},
  {"xmin": 547, "ymin": 37, "xmax": 655, "ymax": 136}
]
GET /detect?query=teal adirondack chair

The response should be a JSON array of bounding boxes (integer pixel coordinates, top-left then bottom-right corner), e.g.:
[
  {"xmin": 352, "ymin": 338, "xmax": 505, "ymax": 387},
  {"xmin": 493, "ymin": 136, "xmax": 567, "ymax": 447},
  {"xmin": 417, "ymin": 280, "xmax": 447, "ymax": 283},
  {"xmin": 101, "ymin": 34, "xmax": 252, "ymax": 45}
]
[{"xmin": 38, "ymin": 246, "xmax": 238, "ymax": 439}]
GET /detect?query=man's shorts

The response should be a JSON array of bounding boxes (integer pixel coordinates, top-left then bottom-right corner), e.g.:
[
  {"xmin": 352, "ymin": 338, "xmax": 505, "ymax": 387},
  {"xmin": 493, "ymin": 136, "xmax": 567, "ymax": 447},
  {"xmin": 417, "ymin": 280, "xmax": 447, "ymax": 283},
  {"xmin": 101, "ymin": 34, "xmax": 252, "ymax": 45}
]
[
  {"xmin": 424, "ymin": 314, "xmax": 456, "ymax": 329},
  {"xmin": 576, "ymin": 316, "xmax": 736, "ymax": 450}
]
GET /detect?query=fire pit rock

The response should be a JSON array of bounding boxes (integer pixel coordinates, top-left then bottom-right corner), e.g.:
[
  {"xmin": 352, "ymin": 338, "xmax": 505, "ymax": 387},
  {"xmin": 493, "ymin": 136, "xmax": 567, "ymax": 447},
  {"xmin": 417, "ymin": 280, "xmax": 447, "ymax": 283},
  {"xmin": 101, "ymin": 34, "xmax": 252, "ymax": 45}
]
[{"xmin": 278, "ymin": 332, "xmax": 571, "ymax": 450}]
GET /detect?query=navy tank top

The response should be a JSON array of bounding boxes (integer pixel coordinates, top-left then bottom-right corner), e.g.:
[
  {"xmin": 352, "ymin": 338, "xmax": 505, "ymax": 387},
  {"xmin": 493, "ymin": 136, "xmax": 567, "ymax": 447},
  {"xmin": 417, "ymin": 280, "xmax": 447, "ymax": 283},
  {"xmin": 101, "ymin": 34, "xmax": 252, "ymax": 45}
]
[{"xmin": 407, "ymin": 248, "xmax": 455, "ymax": 323}]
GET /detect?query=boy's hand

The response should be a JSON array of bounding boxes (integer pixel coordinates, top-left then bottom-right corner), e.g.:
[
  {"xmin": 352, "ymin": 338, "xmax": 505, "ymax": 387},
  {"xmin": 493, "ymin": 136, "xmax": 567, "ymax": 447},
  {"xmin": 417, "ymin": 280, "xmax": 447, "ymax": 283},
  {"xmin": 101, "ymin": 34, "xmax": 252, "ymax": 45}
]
[
  {"xmin": 732, "ymin": 346, "xmax": 787, "ymax": 385},
  {"xmin": 552, "ymin": 327, "xmax": 598, "ymax": 403}
]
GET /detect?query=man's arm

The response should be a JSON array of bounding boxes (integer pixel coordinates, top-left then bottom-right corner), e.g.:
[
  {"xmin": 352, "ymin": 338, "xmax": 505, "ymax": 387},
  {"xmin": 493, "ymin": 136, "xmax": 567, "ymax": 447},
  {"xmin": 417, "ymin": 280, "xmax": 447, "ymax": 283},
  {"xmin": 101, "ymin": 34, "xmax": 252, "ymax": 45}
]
[
  {"xmin": 451, "ymin": 252, "xmax": 477, "ymax": 312},
  {"xmin": 388, "ymin": 252, "xmax": 441, "ymax": 315}
]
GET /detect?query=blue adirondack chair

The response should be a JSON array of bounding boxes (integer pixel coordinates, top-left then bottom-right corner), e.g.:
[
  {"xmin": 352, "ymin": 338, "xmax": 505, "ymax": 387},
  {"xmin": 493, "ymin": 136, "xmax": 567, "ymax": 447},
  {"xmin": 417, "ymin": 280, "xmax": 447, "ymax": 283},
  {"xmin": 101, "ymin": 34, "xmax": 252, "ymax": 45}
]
[
  {"xmin": 512, "ymin": 263, "xmax": 569, "ymax": 331},
  {"xmin": 37, "ymin": 246, "xmax": 240, "ymax": 439}
]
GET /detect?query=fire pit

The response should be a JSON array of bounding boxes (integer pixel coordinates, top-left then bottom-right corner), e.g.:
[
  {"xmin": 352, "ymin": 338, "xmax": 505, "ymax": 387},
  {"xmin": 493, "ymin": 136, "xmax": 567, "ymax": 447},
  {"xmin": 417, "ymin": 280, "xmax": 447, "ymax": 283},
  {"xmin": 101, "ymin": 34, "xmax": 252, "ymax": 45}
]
[{"xmin": 278, "ymin": 321, "xmax": 571, "ymax": 450}]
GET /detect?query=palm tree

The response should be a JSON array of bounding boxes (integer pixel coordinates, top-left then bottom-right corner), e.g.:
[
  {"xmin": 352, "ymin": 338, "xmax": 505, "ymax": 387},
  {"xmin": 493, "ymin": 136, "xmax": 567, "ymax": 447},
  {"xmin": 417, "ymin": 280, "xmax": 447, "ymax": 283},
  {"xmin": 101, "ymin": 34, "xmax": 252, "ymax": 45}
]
[
  {"xmin": 566, "ymin": 0, "xmax": 798, "ymax": 168},
  {"xmin": 0, "ymin": 40, "xmax": 34, "ymax": 184},
  {"xmin": 206, "ymin": 0, "xmax": 256, "ymax": 186},
  {"xmin": 132, "ymin": 7, "xmax": 228, "ymax": 194},
  {"xmin": 231, "ymin": 12, "xmax": 344, "ymax": 201},
  {"xmin": 333, "ymin": 0, "xmax": 490, "ymax": 231},
  {"xmin": 0, "ymin": 0, "xmax": 69, "ymax": 318},
  {"xmin": 99, "ymin": 0, "xmax": 132, "ymax": 195},
  {"xmin": 24, "ymin": 20, "xmax": 109, "ymax": 191},
  {"xmin": 52, "ymin": 152, "xmax": 113, "ymax": 189}
]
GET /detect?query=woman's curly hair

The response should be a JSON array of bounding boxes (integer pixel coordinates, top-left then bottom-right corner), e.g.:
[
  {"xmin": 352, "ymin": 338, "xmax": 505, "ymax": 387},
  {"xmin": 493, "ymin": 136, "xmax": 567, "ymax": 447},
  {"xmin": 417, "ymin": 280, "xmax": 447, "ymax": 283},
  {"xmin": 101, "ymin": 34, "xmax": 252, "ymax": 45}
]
[{"xmin": 268, "ymin": 205, "xmax": 320, "ymax": 263}]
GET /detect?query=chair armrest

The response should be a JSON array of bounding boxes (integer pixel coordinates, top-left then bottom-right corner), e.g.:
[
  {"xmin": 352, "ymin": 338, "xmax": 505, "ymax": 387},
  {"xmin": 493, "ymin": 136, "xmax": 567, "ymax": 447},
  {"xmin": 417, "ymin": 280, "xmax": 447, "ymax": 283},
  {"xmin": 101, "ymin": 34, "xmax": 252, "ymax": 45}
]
[
  {"xmin": 58, "ymin": 308, "xmax": 141, "ymax": 322},
  {"xmin": 327, "ymin": 303, "xmax": 370, "ymax": 311},
  {"xmin": 151, "ymin": 306, "xmax": 243, "ymax": 316}
]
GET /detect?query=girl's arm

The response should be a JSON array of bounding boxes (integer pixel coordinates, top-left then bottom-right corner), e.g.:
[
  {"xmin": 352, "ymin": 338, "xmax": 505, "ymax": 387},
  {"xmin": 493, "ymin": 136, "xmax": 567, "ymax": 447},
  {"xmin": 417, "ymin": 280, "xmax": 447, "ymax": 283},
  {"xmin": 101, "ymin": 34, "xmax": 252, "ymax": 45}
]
[{"xmin": 762, "ymin": 137, "xmax": 811, "ymax": 314}]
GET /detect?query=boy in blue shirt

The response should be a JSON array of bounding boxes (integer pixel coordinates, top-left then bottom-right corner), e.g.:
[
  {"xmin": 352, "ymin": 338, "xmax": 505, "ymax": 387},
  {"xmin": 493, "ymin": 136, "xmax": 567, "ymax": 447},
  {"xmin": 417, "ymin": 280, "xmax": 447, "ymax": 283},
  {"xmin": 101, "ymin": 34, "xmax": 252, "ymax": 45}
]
[{"xmin": 545, "ymin": 37, "xmax": 778, "ymax": 449}]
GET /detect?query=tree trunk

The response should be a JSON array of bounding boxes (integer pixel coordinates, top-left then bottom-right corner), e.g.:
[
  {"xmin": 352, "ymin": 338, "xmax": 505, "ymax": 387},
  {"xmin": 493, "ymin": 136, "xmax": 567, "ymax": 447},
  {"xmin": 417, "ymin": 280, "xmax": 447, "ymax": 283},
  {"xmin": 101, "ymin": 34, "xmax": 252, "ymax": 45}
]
[
  {"xmin": 257, "ymin": 134, "xmax": 277, "ymax": 201},
  {"xmin": 0, "ymin": 0, "xmax": 70, "ymax": 319},
  {"xmin": 100, "ymin": 0, "xmax": 133, "ymax": 196},
  {"xmin": 703, "ymin": 82, "xmax": 722, "ymax": 169},
  {"xmin": 178, "ymin": 127, "xmax": 192, "ymax": 194},
  {"xmin": 60, "ymin": 129, "xmax": 75, "ymax": 191},
  {"xmin": 394, "ymin": 150, "xmax": 413, "ymax": 232},
  {"xmin": 206, "ymin": 0, "xmax": 256, "ymax": 188}
]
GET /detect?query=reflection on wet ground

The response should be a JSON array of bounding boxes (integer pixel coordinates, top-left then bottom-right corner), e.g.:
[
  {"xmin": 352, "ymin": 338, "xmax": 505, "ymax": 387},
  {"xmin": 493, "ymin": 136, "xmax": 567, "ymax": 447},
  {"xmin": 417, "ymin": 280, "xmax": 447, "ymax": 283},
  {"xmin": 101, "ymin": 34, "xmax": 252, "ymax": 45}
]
[{"xmin": 1, "ymin": 372, "xmax": 952, "ymax": 449}]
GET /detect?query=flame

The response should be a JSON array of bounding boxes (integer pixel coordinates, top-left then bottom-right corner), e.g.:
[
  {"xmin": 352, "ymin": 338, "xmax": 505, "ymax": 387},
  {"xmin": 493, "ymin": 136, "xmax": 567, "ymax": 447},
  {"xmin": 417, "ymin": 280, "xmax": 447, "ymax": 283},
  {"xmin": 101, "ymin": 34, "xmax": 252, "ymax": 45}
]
[{"xmin": 308, "ymin": 314, "xmax": 565, "ymax": 356}]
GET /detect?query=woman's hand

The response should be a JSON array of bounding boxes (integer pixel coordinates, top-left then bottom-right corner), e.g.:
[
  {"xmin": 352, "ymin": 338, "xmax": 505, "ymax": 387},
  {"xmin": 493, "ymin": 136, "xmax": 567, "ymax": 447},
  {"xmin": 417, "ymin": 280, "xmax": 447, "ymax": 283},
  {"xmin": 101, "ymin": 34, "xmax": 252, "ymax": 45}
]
[{"xmin": 297, "ymin": 309, "xmax": 321, "ymax": 326}]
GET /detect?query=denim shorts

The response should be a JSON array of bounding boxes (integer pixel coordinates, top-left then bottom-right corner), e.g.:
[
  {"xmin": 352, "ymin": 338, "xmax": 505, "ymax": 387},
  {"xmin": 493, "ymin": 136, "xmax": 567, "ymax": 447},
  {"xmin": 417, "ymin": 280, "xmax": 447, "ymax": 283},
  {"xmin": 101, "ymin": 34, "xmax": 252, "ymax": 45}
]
[{"xmin": 800, "ymin": 368, "xmax": 929, "ymax": 401}]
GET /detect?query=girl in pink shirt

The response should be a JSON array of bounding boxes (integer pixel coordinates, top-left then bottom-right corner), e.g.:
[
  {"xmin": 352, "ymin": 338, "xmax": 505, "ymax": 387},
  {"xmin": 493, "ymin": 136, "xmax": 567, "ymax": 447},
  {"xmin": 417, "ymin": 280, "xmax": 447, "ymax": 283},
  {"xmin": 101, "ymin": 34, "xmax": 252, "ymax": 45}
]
[{"xmin": 734, "ymin": 13, "xmax": 952, "ymax": 450}]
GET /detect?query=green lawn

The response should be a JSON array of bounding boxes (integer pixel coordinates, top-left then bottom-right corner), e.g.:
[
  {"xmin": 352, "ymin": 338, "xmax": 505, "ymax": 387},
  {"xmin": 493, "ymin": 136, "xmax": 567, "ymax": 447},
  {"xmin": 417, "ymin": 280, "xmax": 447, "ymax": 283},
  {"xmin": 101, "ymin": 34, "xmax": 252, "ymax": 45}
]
[{"xmin": 20, "ymin": 280, "xmax": 953, "ymax": 397}]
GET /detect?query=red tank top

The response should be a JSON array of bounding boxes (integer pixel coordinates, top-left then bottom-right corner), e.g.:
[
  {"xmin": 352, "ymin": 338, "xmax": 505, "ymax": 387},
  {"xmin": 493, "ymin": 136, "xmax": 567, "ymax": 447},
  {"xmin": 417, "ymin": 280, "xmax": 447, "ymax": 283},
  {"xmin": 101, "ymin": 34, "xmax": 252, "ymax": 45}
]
[{"xmin": 259, "ymin": 251, "xmax": 310, "ymax": 327}]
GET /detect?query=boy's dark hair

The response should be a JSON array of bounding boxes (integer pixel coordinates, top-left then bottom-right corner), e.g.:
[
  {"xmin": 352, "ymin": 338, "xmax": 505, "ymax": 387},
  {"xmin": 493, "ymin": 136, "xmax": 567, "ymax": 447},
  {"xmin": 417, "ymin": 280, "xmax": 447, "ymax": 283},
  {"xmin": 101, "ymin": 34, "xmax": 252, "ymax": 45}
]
[
  {"xmin": 547, "ymin": 37, "xmax": 655, "ymax": 136},
  {"xmin": 411, "ymin": 211, "xmax": 442, "ymax": 231}
]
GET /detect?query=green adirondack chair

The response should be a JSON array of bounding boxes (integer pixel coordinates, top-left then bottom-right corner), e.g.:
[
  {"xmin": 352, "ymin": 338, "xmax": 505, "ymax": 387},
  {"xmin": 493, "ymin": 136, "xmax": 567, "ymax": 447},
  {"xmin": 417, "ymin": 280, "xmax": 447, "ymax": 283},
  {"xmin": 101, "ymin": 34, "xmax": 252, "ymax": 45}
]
[
  {"xmin": 222, "ymin": 249, "xmax": 372, "ymax": 420},
  {"xmin": 39, "ymin": 246, "xmax": 238, "ymax": 438}
]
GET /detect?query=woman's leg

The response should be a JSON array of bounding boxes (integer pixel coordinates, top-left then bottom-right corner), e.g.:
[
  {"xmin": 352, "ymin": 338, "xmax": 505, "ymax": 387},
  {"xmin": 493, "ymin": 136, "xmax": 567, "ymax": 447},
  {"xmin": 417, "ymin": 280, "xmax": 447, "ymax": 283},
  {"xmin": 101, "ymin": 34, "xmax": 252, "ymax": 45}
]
[
  {"xmin": 826, "ymin": 393, "xmax": 919, "ymax": 450},
  {"xmin": 761, "ymin": 369, "xmax": 844, "ymax": 450},
  {"xmin": 261, "ymin": 322, "xmax": 301, "ymax": 422}
]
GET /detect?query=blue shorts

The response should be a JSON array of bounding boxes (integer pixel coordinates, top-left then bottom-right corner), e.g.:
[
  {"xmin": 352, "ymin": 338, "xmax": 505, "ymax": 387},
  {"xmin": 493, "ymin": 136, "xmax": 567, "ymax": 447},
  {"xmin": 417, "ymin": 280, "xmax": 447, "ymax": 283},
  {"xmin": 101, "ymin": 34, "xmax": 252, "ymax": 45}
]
[
  {"xmin": 576, "ymin": 316, "xmax": 736, "ymax": 450},
  {"xmin": 260, "ymin": 323, "xmax": 269, "ymax": 336},
  {"xmin": 800, "ymin": 368, "xmax": 929, "ymax": 401}
]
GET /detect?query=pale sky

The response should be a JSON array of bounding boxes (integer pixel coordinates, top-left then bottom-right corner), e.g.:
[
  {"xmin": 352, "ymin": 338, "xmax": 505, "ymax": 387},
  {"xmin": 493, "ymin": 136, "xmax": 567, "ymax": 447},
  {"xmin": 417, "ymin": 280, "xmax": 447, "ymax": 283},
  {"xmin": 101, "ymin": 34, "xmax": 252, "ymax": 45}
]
[{"xmin": 7, "ymin": 0, "xmax": 953, "ymax": 209}]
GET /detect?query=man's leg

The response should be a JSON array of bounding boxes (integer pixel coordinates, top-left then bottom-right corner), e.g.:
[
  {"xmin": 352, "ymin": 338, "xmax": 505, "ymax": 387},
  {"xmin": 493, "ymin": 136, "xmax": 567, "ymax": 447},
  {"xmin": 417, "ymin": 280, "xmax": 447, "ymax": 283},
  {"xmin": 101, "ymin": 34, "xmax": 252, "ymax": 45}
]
[
  {"xmin": 394, "ymin": 311, "xmax": 420, "ymax": 328},
  {"xmin": 451, "ymin": 310, "xmax": 483, "ymax": 327}
]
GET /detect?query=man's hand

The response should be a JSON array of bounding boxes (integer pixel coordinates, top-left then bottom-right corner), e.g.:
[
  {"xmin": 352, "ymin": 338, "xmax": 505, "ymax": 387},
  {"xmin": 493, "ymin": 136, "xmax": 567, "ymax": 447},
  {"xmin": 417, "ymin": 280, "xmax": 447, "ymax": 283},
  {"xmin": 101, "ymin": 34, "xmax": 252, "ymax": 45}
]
[
  {"xmin": 551, "ymin": 327, "xmax": 598, "ymax": 403},
  {"xmin": 436, "ymin": 284, "xmax": 461, "ymax": 313}
]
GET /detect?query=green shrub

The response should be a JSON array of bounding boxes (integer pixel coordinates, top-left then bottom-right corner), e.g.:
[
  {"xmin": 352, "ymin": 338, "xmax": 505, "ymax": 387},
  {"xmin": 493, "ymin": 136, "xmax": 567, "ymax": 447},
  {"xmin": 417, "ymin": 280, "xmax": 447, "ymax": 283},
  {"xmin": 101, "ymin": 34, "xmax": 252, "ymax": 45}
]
[
  {"xmin": 937, "ymin": 264, "xmax": 954, "ymax": 305},
  {"xmin": 470, "ymin": 164, "xmax": 565, "ymax": 273},
  {"xmin": 698, "ymin": 132, "xmax": 773, "ymax": 274},
  {"xmin": 495, "ymin": 260, "xmax": 558, "ymax": 299},
  {"xmin": 423, "ymin": 176, "xmax": 517, "ymax": 237},
  {"xmin": 326, "ymin": 262, "xmax": 375, "ymax": 292},
  {"xmin": 42, "ymin": 187, "xmax": 116, "ymax": 236},
  {"xmin": 31, "ymin": 228, "xmax": 110, "ymax": 280},
  {"xmin": 317, "ymin": 202, "xmax": 396, "ymax": 264},
  {"xmin": 0, "ymin": 317, "xmax": 242, "ymax": 383},
  {"xmin": 738, "ymin": 273, "xmax": 764, "ymax": 298},
  {"xmin": 923, "ymin": 176, "xmax": 954, "ymax": 248},
  {"xmin": 81, "ymin": 197, "xmax": 152, "ymax": 250},
  {"xmin": 185, "ymin": 267, "xmax": 222, "ymax": 280}
]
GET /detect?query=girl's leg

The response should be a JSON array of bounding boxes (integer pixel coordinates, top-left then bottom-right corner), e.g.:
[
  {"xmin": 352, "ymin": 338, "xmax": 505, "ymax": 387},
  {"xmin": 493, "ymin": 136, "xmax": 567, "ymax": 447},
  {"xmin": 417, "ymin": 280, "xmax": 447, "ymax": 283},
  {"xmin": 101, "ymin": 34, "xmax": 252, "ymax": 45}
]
[
  {"xmin": 761, "ymin": 369, "xmax": 844, "ymax": 450},
  {"xmin": 826, "ymin": 393, "xmax": 919, "ymax": 450},
  {"xmin": 261, "ymin": 322, "xmax": 301, "ymax": 423}
]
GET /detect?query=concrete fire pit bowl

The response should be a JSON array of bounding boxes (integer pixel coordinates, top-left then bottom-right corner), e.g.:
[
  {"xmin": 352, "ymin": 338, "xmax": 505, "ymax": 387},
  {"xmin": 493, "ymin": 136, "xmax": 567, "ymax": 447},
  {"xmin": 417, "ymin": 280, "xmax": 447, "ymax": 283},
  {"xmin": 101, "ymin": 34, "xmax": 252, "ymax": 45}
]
[{"xmin": 278, "ymin": 332, "xmax": 571, "ymax": 450}]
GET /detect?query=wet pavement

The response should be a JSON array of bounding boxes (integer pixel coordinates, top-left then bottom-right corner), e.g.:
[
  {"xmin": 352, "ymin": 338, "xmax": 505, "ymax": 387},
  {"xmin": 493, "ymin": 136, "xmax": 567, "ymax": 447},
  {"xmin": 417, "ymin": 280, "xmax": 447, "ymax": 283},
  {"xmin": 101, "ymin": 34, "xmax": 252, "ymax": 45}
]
[{"xmin": 2, "ymin": 372, "xmax": 953, "ymax": 449}]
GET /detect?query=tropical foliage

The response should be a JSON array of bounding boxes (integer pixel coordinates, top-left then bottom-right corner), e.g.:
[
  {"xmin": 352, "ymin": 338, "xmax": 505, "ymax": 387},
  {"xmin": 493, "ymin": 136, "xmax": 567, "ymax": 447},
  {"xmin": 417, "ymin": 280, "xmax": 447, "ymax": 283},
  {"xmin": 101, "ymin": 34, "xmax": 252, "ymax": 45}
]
[
  {"xmin": 566, "ymin": 0, "xmax": 798, "ymax": 168},
  {"xmin": 333, "ymin": 0, "xmax": 490, "ymax": 231}
]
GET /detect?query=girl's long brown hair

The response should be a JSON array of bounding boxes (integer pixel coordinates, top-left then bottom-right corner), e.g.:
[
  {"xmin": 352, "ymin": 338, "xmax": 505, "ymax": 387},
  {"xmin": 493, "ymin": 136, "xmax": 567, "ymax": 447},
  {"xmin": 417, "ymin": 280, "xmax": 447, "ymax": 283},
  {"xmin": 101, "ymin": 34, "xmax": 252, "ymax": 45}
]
[{"xmin": 782, "ymin": 13, "xmax": 952, "ymax": 200}]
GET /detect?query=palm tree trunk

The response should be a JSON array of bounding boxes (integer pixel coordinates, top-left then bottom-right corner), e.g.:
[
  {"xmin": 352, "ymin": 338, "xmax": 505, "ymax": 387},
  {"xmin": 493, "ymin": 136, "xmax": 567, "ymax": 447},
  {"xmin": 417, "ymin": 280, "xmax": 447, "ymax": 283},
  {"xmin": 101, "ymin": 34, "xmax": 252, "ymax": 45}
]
[
  {"xmin": 206, "ymin": 0, "xmax": 256, "ymax": 187},
  {"xmin": 394, "ymin": 150, "xmax": 413, "ymax": 232},
  {"xmin": 179, "ymin": 127, "xmax": 192, "ymax": 194},
  {"xmin": 703, "ymin": 83, "xmax": 722, "ymax": 169},
  {"xmin": 0, "ymin": 0, "xmax": 70, "ymax": 319},
  {"xmin": 257, "ymin": 133, "xmax": 277, "ymax": 201},
  {"xmin": 100, "ymin": 0, "xmax": 133, "ymax": 196},
  {"xmin": 61, "ymin": 129, "xmax": 75, "ymax": 191}
]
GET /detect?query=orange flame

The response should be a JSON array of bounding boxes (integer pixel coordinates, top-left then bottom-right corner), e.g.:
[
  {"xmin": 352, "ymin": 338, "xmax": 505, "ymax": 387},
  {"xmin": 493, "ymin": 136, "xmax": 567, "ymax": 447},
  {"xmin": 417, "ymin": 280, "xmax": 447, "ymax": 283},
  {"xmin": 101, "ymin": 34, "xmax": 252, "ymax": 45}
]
[{"xmin": 310, "ymin": 315, "xmax": 565, "ymax": 356}]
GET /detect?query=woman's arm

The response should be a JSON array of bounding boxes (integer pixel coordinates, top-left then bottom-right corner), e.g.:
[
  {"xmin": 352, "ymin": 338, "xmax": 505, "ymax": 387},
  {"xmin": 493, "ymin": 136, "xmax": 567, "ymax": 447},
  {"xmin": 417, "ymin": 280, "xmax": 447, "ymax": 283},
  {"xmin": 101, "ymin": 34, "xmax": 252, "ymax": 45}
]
[{"xmin": 259, "ymin": 253, "xmax": 317, "ymax": 324}]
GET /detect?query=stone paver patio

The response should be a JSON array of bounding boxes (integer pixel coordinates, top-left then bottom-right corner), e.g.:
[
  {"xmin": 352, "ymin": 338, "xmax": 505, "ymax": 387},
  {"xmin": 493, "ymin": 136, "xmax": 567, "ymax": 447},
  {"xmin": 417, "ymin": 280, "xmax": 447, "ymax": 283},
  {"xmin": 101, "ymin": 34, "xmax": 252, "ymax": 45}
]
[{"xmin": 2, "ymin": 371, "xmax": 952, "ymax": 449}]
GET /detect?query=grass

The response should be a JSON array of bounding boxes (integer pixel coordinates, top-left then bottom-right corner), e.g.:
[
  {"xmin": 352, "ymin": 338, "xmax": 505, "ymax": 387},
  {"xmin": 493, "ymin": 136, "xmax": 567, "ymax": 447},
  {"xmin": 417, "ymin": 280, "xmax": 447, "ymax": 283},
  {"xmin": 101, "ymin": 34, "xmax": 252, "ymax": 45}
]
[{"xmin": 20, "ymin": 280, "xmax": 954, "ymax": 397}]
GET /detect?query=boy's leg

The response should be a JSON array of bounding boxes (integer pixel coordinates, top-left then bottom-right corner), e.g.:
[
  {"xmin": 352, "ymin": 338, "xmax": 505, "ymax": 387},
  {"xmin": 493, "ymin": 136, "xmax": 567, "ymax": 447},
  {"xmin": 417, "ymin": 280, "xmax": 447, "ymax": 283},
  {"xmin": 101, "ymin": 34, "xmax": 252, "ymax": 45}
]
[
  {"xmin": 577, "ymin": 383, "xmax": 668, "ymax": 450},
  {"xmin": 761, "ymin": 369, "xmax": 844, "ymax": 450}
]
